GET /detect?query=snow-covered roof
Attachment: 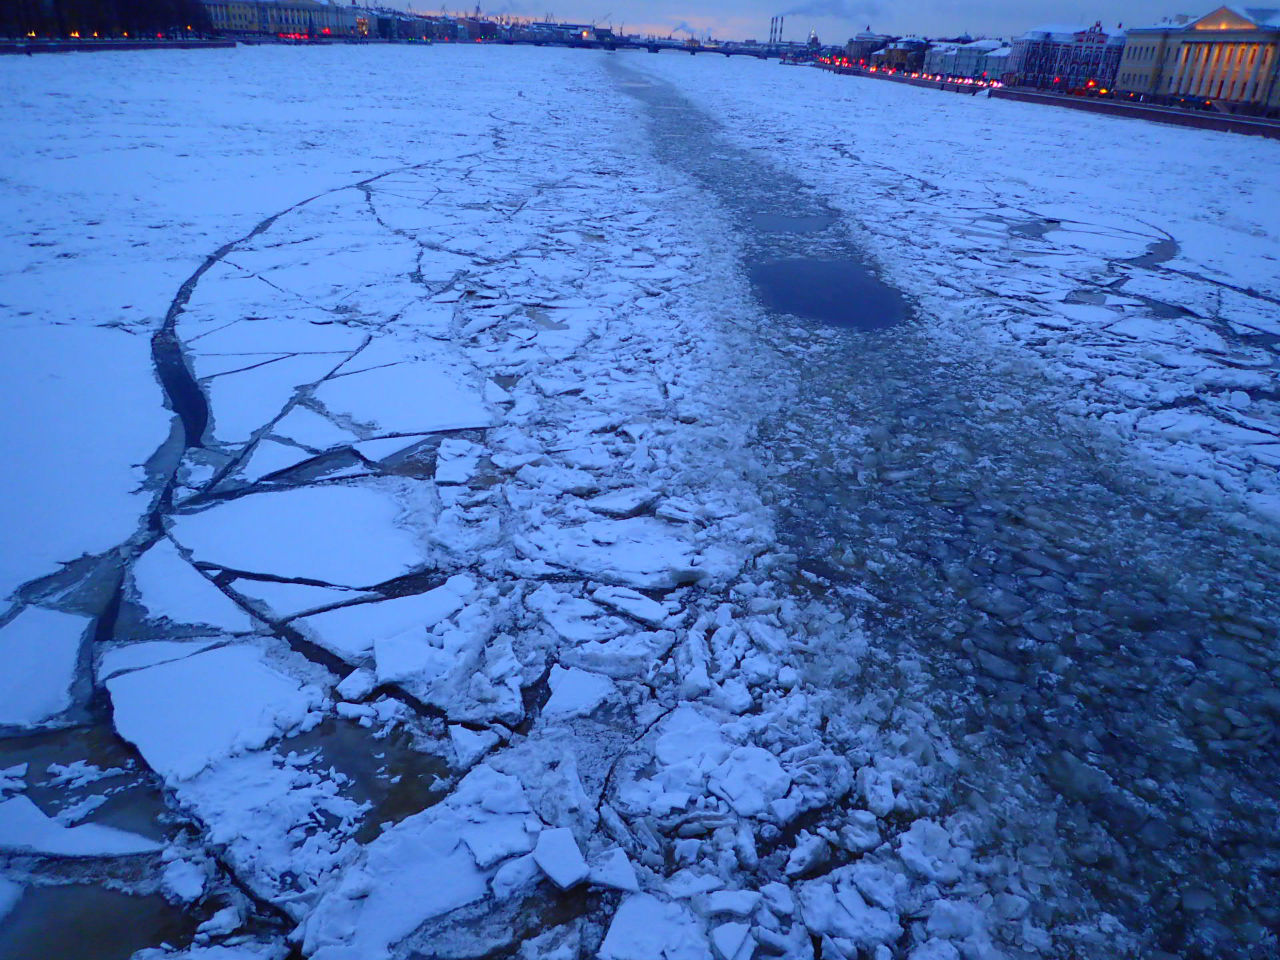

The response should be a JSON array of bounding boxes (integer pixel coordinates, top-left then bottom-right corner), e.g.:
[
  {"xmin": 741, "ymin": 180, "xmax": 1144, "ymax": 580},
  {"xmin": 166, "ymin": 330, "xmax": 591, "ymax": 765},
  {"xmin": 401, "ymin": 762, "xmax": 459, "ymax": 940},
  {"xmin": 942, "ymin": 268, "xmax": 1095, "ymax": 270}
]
[
  {"xmin": 1236, "ymin": 6, "xmax": 1280, "ymax": 27},
  {"xmin": 984, "ymin": 47, "xmax": 1013, "ymax": 58},
  {"xmin": 961, "ymin": 39, "xmax": 1005, "ymax": 51}
]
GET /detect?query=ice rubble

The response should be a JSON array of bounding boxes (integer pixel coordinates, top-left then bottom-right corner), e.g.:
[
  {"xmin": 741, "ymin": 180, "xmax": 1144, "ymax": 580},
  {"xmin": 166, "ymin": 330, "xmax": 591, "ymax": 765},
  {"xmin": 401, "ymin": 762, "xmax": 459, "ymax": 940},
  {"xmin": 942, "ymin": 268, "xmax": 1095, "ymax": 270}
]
[{"xmin": 634, "ymin": 53, "xmax": 1280, "ymax": 526}]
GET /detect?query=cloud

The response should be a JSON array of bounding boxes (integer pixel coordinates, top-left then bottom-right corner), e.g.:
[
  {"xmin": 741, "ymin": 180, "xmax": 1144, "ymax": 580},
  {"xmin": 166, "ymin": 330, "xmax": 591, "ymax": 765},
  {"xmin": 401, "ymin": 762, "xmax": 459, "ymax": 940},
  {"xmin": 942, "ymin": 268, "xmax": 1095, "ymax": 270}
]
[{"xmin": 780, "ymin": 0, "xmax": 883, "ymax": 19}]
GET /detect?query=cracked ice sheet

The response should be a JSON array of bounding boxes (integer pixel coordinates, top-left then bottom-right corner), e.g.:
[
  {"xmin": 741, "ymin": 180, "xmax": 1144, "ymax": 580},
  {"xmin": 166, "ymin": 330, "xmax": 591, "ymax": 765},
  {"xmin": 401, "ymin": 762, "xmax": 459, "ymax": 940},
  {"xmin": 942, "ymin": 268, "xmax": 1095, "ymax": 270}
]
[
  {"xmin": 0, "ymin": 326, "xmax": 170, "ymax": 601},
  {"xmin": 0, "ymin": 47, "xmax": 523, "ymax": 603},
  {"xmin": 4, "ymin": 45, "xmax": 828, "ymax": 960},
  {"xmin": 170, "ymin": 483, "xmax": 425, "ymax": 588}
]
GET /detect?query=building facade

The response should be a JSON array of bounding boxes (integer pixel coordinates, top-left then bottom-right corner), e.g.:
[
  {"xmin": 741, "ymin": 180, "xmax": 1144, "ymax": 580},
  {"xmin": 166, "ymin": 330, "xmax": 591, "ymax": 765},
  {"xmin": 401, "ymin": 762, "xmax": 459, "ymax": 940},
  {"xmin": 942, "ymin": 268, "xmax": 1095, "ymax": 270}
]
[
  {"xmin": 1009, "ymin": 22, "xmax": 1126, "ymax": 89},
  {"xmin": 1116, "ymin": 6, "xmax": 1280, "ymax": 114},
  {"xmin": 870, "ymin": 37, "xmax": 929, "ymax": 71},
  {"xmin": 925, "ymin": 39, "xmax": 1009, "ymax": 78},
  {"xmin": 203, "ymin": 1, "xmax": 361, "ymax": 37},
  {"xmin": 845, "ymin": 30, "xmax": 893, "ymax": 63}
]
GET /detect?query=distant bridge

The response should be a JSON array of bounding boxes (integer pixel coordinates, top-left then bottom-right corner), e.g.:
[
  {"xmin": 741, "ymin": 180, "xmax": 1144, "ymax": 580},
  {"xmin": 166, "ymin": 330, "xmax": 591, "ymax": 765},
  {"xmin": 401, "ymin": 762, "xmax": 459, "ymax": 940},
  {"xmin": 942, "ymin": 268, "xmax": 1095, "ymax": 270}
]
[{"xmin": 504, "ymin": 37, "xmax": 802, "ymax": 60}]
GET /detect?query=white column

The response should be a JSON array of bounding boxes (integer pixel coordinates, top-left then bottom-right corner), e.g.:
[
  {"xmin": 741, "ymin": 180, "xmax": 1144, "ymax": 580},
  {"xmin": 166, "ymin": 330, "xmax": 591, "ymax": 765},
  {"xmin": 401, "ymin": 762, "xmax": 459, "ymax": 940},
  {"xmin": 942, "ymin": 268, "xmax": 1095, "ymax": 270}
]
[
  {"xmin": 1193, "ymin": 43, "xmax": 1215, "ymax": 97},
  {"xmin": 1180, "ymin": 43, "xmax": 1199, "ymax": 94},
  {"xmin": 1243, "ymin": 44, "xmax": 1267, "ymax": 103},
  {"xmin": 1169, "ymin": 42, "xmax": 1192, "ymax": 92},
  {"xmin": 1225, "ymin": 43, "xmax": 1245, "ymax": 99}
]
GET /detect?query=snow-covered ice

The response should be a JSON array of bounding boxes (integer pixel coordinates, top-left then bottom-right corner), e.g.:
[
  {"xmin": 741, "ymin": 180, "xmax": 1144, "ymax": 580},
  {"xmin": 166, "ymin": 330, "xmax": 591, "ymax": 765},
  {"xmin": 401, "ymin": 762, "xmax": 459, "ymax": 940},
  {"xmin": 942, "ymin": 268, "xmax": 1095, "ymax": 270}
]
[
  {"xmin": 0, "ymin": 795, "xmax": 160, "ymax": 857},
  {"xmin": 171, "ymin": 485, "xmax": 424, "ymax": 587},
  {"xmin": 1, "ymin": 39, "xmax": 1276, "ymax": 960},
  {"xmin": 0, "ymin": 607, "xmax": 91, "ymax": 726},
  {"xmin": 106, "ymin": 644, "xmax": 322, "ymax": 780}
]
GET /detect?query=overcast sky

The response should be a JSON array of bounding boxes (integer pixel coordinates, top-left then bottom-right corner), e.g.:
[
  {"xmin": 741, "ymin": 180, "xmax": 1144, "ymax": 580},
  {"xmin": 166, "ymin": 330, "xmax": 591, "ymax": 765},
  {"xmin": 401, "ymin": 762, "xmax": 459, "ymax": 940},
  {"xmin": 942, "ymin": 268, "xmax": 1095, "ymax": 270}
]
[{"xmin": 446, "ymin": 1, "xmax": 1187, "ymax": 41}]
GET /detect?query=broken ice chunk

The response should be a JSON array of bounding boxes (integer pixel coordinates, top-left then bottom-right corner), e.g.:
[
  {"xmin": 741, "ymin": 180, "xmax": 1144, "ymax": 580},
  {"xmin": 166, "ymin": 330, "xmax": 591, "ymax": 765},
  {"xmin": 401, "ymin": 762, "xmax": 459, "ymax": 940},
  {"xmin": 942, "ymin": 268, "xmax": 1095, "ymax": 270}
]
[
  {"xmin": 533, "ymin": 827, "xmax": 589, "ymax": 890},
  {"xmin": 897, "ymin": 819, "xmax": 969, "ymax": 885},
  {"xmin": 106, "ymin": 645, "xmax": 322, "ymax": 781},
  {"xmin": 161, "ymin": 858, "xmax": 207, "ymax": 902},
  {"xmin": 706, "ymin": 890, "xmax": 762, "ymax": 918},
  {"xmin": 448, "ymin": 725, "xmax": 499, "ymax": 768},
  {"xmin": 461, "ymin": 815, "xmax": 535, "ymax": 868},
  {"xmin": 590, "ymin": 847, "xmax": 640, "ymax": 893},
  {"xmin": 131, "ymin": 538, "xmax": 255, "ymax": 632},
  {"xmin": 521, "ymin": 518, "xmax": 706, "ymax": 590},
  {"xmin": 0, "ymin": 607, "xmax": 90, "ymax": 726},
  {"xmin": 592, "ymin": 586, "xmax": 668, "ymax": 627},
  {"xmin": 491, "ymin": 852, "xmax": 540, "ymax": 900},
  {"xmin": 598, "ymin": 893, "xmax": 709, "ymax": 960},
  {"xmin": 585, "ymin": 488, "xmax": 657, "ymax": 518},
  {"xmin": 708, "ymin": 747, "xmax": 791, "ymax": 818},
  {"xmin": 0, "ymin": 795, "xmax": 160, "ymax": 857},
  {"xmin": 171, "ymin": 485, "xmax": 424, "ymax": 588},
  {"xmin": 335, "ymin": 668, "xmax": 376, "ymax": 702},
  {"xmin": 313, "ymin": 359, "xmax": 493, "ymax": 436},
  {"xmin": 434, "ymin": 438, "xmax": 484, "ymax": 485},
  {"xmin": 797, "ymin": 876, "xmax": 902, "ymax": 947},
  {"xmin": 542, "ymin": 666, "xmax": 617, "ymax": 720},
  {"xmin": 294, "ymin": 575, "xmax": 475, "ymax": 661},
  {"xmin": 711, "ymin": 921, "xmax": 754, "ymax": 960}
]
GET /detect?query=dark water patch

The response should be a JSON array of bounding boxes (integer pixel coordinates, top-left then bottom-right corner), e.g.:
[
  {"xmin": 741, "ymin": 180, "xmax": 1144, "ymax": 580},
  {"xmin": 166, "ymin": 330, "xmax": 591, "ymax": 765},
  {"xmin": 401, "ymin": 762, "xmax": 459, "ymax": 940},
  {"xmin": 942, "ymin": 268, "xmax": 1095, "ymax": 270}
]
[
  {"xmin": 0, "ymin": 725, "xmax": 171, "ymax": 842},
  {"xmin": 747, "ymin": 212, "xmax": 833, "ymax": 234},
  {"xmin": 748, "ymin": 259, "xmax": 908, "ymax": 330},
  {"xmin": 282, "ymin": 719, "xmax": 451, "ymax": 844},
  {"xmin": 152, "ymin": 332, "xmax": 208, "ymax": 450},
  {"xmin": 0, "ymin": 885, "xmax": 195, "ymax": 960},
  {"xmin": 609, "ymin": 58, "xmax": 906, "ymax": 334},
  {"xmin": 1123, "ymin": 236, "xmax": 1179, "ymax": 268}
]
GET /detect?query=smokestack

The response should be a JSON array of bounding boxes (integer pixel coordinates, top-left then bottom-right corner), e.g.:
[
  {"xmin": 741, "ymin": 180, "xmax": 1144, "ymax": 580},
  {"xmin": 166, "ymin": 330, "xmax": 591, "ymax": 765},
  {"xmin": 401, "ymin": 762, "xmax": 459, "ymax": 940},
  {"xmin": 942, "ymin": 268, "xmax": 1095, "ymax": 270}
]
[{"xmin": 779, "ymin": 16, "xmax": 785, "ymax": 42}]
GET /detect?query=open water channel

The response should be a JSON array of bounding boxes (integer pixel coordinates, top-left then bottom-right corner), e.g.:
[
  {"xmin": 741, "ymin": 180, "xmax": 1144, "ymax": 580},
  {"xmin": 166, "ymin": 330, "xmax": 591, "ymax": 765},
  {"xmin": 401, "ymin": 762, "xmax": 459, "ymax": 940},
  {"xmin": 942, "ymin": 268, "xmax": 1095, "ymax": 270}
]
[{"xmin": 611, "ymin": 58, "xmax": 1280, "ymax": 959}]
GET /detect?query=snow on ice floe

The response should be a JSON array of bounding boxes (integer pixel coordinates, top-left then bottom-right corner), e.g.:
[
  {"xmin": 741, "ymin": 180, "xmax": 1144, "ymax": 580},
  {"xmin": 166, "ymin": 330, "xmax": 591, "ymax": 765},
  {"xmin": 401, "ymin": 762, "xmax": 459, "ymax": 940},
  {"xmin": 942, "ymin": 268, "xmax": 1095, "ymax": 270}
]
[
  {"xmin": 97, "ymin": 639, "xmax": 224, "ymax": 682},
  {"xmin": 271, "ymin": 405, "xmax": 360, "ymax": 451},
  {"xmin": 516, "ymin": 518, "xmax": 714, "ymax": 590},
  {"xmin": 205, "ymin": 353, "xmax": 348, "ymax": 445},
  {"xmin": 542, "ymin": 665, "xmax": 617, "ymax": 720},
  {"xmin": 130, "ymin": 537, "xmax": 256, "ymax": 632},
  {"xmin": 0, "ymin": 794, "xmax": 160, "ymax": 857},
  {"xmin": 236, "ymin": 439, "xmax": 316, "ymax": 484},
  {"xmin": 229, "ymin": 579, "xmax": 372, "ymax": 620},
  {"xmin": 0, "ymin": 607, "xmax": 90, "ymax": 727},
  {"xmin": 598, "ymin": 893, "xmax": 710, "ymax": 960},
  {"xmin": 312, "ymin": 358, "xmax": 493, "ymax": 437},
  {"xmin": 170, "ymin": 484, "xmax": 423, "ymax": 587},
  {"xmin": 293, "ymin": 574, "xmax": 476, "ymax": 662},
  {"xmin": 0, "ymin": 325, "xmax": 170, "ymax": 601},
  {"xmin": 106, "ymin": 644, "xmax": 322, "ymax": 781}
]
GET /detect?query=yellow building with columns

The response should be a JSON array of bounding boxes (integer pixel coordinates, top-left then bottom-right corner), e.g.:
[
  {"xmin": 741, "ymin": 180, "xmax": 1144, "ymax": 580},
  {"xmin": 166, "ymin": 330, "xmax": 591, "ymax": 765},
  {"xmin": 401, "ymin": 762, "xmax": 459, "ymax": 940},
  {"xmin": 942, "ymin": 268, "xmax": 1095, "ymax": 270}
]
[{"xmin": 1116, "ymin": 6, "xmax": 1280, "ymax": 115}]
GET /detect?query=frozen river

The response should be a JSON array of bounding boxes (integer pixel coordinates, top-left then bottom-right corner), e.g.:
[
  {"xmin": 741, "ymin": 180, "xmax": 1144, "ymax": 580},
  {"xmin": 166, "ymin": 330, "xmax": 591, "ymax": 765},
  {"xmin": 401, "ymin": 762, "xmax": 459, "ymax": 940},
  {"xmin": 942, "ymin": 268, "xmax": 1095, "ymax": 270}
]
[{"xmin": 1, "ymin": 44, "xmax": 1278, "ymax": 960}]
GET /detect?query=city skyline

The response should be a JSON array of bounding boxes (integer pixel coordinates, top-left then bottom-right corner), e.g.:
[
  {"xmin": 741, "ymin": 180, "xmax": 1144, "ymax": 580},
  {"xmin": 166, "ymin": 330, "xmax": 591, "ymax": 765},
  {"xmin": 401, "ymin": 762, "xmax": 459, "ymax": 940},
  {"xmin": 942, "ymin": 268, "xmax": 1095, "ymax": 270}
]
[{"xmin": 425, "ymin": 0, "xmax": 1187, "ymax": 40}]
